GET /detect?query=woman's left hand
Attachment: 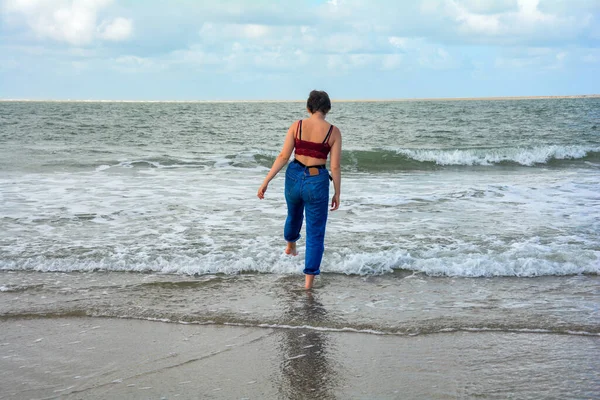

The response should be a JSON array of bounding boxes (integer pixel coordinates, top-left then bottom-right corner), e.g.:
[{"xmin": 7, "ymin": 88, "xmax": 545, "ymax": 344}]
[
  {"xmin": 330, "ymin": 193, "xmax": 340, "ymax": 211},
  {"xmin": 257, "ymin": 182, "xmax": 268, "ymax": 199}
]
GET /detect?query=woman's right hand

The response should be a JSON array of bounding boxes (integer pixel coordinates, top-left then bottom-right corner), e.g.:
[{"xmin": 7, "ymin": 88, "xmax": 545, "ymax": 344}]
[
  {"xmin": 330, "ymin": 193, "xmax": 340, "ymax": 211},
  {"xmin": 257, "ymin": 182, "xmax": 268, "ymax": 199}
]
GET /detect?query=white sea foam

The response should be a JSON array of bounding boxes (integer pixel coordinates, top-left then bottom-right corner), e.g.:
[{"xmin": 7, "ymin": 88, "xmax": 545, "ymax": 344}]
[
  {"xmin": 1, "ymin": 240, "xmax": 598, "ymax": 277},
  {"xmin": 69, "ymin": 315, "xmax": 600, "ymax": 337},
  {"xmin": 395, "ymin": 145, "xmax": 600, "ymax": 166},
  {"xmin": 1, "ymin": 143, "xmax": 598, "ymax": 278}
]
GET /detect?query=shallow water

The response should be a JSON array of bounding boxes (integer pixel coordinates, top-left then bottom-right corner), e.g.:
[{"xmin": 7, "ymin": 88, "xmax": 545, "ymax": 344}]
[
  {"xmin": 1, "ymin": 99, "xmax": 599, "ymax": 277},
  {"xmin": 1, "ymin": 271, "xmax": 598, "ymax": 337}
]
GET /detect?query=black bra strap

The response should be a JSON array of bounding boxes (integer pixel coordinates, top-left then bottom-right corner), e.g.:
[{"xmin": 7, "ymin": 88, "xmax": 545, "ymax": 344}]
[
  {"xmin": 322, "ymin": 124, "xmax": 333, "ymax": 144},
  {"xmin": 296, "ymin": 120, "xmax": 302, "ymax": 140}
]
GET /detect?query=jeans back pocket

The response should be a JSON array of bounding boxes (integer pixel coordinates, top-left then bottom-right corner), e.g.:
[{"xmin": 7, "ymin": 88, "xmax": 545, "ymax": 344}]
[{"xmin": 306, "ymin": 174, "xmax": 329, "ymax": 203}]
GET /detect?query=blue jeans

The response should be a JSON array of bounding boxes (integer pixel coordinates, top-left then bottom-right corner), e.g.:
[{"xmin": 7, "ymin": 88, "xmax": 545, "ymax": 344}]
[{"xmin": 284, "ymin": 161, "xmax": 330, "ymax": 275}]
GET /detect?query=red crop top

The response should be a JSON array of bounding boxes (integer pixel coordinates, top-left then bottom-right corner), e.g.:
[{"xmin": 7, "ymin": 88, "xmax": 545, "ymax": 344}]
[{"xmin": 294, "ymin": 120, "xmax": 333, "ymax": 160}]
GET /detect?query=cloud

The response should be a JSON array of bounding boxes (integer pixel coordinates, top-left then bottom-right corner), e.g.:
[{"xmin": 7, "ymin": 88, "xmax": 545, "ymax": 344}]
[
  {"xmin": 2, "ymin": 0, "xmax": 132, "ymax": 45},
  {"xmin": 98, "ymin": 17, "xmax": 132, "ymax": 41},
  {"xmin": 432, "ymin": 0, "xmax": 593, "ymax": 44},
  {"xmin": 455, "ymin": 7, "xmax": 502, "ymax": 35},
  {"xmin": 388, "ymin": 37, "xmax": 408, "ymax": 49},
  {"xmin": 199, "ymin": 22, "xmax": 272, "ymax": 41},
  {"xmin": 1, "ymin": 0, "xmax": 598, "ymax": 82},
  {"xmin": 242, "ymin": 24, "xmax": 269, "ymax": 39},
  {"xmin": 454, "ymin": 0, "xmax": 518, "ymax": 15}
]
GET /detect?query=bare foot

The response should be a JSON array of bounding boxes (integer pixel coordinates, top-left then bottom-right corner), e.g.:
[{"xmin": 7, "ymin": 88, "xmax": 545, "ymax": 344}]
[
  {"xmin": 304, "ymin": 274, "xmax": 315, "ymax": 290},
  {"xmin": 285, "ymin": 242, "xmax": 298, "ymax": 256}
]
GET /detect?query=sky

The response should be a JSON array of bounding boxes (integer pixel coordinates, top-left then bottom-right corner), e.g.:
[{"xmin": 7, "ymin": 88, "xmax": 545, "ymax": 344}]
[{"xmin": 0, "ymin": 0, "xmax": 599, "ymax": 100}]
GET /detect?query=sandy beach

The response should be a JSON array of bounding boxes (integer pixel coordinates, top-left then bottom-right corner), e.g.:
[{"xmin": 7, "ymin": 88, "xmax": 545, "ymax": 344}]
[{"xmin": 1, "ymin": 316, "xmax": 598, "ymax": 399}]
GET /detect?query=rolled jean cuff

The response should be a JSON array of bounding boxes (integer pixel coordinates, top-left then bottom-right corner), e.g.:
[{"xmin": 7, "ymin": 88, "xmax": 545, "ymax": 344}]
[
  {"xmin": 285, "ymin": 234, "xmax": 301, "ymax": 243},
  {"xmin": 303, "ymin": 269, "xmax": 321, "ymax": 276}
]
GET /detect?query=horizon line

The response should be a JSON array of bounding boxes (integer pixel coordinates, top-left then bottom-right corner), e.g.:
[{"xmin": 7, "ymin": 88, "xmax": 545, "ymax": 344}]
[{"xmin": 1, "ymin": 94, "xmax": 599, "ymax": 103}]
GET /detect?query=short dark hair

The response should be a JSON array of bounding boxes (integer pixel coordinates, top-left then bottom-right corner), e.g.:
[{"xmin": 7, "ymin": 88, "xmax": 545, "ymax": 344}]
[{"xmin": 306, "ymin": 90, "xmax": 331, "ymax": 115}]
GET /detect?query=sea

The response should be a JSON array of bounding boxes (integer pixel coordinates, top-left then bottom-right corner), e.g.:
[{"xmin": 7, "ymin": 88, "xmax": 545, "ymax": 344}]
[{"xmin": 0, "ymin": 99, "xmax": 599, "ymax": 396}]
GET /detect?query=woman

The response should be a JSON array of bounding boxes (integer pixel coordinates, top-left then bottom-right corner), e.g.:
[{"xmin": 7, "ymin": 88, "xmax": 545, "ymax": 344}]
[{"xmin": 257, "ymin": 90, "xmax": 342, "ymax": 289}]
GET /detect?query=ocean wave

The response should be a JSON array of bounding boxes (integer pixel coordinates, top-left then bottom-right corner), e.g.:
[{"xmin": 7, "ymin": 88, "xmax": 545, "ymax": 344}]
[
  {"xmin": 260, "ymin": 146, "xmax": 600, "ymax": 171},
  {"xmin": 1, "ymin": 245, "xmax": 598, "ymax": 277},
  {"xmin": 395, "ymin": 145, "xmax": 600, "ymax": 166},
  {"xmin": 338, "ymin": 146, "xmax": 600, "ymax": 171},
  {"xmin": 1, "ymin": 308, "xmax": 597, "ymax": 337},
  {"xmin": 66, "ymin": 146, "xmax": 600, "ymax": 173}
]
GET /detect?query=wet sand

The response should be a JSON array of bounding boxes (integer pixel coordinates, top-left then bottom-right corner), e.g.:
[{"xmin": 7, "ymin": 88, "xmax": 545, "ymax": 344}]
[{"xmin": 1, "ymin": 317, "xmax": 598, "ymax": 399}]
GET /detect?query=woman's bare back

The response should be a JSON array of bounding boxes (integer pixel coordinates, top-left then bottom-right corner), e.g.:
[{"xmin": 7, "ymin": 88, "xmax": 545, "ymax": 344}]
[{"xmin": 294, "ymin": 117, "xmax": 341, "ymax": 167}]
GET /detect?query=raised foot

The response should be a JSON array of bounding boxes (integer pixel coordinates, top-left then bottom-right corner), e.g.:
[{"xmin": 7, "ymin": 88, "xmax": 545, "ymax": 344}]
[{"xmin": 285, "ymin": 242, "xmax": 298, "ymax": 256}]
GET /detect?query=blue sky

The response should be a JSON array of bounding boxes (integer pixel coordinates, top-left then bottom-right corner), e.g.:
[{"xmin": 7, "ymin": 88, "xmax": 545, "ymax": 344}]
[{"xmin": 1, "ymin": 0, "xmax": 599, "ymax": 100}]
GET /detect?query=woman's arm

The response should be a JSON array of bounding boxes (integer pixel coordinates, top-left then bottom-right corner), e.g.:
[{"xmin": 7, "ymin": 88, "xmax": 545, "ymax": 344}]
[
  {"xmin": 257, "ymin": 123, "xmax": 297, "ymax": 199},
  {"xmin": 329, "ymin": 127, "xmax": 342, "ymax": 210}
]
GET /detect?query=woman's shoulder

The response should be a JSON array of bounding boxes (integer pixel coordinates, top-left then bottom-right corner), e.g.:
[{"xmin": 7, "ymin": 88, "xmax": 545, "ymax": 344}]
[
  {"xmin": 331, "ymin": 124, "xmax": 341, "ymax": 136},
  {"xmin": 287, "ymin": 119, "xmax": 303, "ymax": 133}
]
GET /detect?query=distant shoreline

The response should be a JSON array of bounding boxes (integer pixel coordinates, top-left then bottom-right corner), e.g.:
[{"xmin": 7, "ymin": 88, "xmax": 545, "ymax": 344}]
[{"xmin": 1, "ymin": 94, "xmax": 599, "ymax": 103}]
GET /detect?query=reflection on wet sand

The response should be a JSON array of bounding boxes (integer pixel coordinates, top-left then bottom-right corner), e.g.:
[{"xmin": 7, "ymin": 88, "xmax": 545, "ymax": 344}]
[{"xmin": 277, "ymin": 289, "xmax": 340, "ymax": 399}]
